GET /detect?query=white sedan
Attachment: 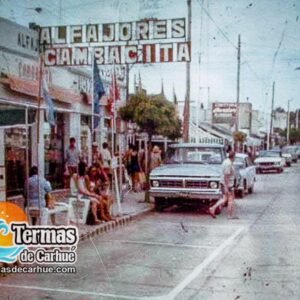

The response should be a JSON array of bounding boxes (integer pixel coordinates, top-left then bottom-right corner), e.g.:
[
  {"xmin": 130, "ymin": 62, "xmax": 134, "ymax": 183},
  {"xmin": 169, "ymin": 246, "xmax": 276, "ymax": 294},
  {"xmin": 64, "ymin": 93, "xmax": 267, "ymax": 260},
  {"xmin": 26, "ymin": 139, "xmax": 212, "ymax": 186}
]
[{"xmin": 233, "ymin": 153, "xmax": 256, "ymax": 198}]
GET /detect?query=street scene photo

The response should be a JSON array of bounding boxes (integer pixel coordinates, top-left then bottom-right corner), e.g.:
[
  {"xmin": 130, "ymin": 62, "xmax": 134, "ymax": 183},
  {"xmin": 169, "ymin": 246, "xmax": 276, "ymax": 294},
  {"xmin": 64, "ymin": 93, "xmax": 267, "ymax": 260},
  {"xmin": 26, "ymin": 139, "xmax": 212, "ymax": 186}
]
[{"xmin": 0, "ymin": 0, "xmax": 299, "ymax": 299}]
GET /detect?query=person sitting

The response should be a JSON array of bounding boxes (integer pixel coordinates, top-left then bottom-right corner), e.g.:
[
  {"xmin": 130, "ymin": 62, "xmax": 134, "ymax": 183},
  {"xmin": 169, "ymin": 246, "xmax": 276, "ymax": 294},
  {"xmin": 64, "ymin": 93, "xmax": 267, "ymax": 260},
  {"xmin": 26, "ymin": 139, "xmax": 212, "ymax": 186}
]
[
  {"xmin": 71, "ymin": 162, "xmax": 111, "ymax": 223},
  {"xmin": 85, "ymin": 165, "xmax": 114, "ymax": 221},
  {"xmin": 24, "ymin": 166, "xmax": 52, "ymax": 225}
]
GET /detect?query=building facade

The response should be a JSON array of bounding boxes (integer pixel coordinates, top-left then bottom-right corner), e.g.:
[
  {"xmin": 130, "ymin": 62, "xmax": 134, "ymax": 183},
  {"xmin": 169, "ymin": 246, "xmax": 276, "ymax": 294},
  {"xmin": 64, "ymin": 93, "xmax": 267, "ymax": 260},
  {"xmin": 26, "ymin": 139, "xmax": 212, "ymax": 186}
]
[{"xmin": 0, "ymin": 17, "xmax": 126, "ymax": 200}]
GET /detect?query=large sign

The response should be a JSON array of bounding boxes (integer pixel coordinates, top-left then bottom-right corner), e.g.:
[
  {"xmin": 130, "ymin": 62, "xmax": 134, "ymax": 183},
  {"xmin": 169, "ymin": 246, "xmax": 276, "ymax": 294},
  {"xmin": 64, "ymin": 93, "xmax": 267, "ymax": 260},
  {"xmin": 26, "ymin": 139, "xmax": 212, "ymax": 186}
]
[
  {"xmin": 212, "ymin": 103, "xmax": 237, "ymax": 126},
  {"xmin": 40, "ymin": 18, "xmax": 191, "ymax": 66},
  {"xmin": 212, "ymin": 102, "xmax": 252, "ymax": 130}
]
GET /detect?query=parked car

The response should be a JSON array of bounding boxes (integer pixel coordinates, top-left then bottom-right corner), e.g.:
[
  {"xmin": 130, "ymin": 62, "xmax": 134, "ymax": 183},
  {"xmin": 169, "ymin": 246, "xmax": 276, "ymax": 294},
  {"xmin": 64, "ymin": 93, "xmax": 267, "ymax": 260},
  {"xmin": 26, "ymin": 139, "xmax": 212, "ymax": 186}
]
[
  {"xmin": 233, "ymin": 153, "xmax": 256, "ymax": 198},
  {"xmin": 295, "ymin": 145, "xmax": 300, "ymax": 159},
  {"xmin": 282, "ymin": 152, "xmax": 292, "ymax": 167},
  {"xmin": 254, "ymin": 150, "xmax": 285, "ymax": 173},
  {"xmin": 272, "ymin": 146, "xmax": 292, "ymax": 167},
  {"xmin": 282, "ymin": 146, "xmax": 298, "ymax": 163},
  {"xmin": 149, "ymin": 143, "xmax": 227, "ymax": 211}
]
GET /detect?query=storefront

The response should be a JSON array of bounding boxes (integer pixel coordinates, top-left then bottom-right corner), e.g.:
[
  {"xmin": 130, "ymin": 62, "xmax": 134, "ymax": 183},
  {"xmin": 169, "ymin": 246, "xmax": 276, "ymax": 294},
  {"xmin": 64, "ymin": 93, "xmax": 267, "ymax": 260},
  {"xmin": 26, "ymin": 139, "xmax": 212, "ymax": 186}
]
[
  {"xmin": 0, "ymin": 102, "xmax": 36, "ymax": 197},
  {"xmin": 80, "ymin": 114, "xmax": 92, "ymax": 165},
  {"xmin": 44, "ymin": 112, "xmax": 65, "ymax": 189},
  {"xmin": 0, "ymin": 17, "xmax": 94, "ymax": 199}
]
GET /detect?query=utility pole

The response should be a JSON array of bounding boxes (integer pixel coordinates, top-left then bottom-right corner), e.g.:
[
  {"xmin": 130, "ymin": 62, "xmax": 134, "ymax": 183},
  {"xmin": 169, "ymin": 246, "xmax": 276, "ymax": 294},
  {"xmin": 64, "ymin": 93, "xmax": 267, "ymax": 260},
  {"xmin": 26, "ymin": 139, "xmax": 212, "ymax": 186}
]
[
  {"xmin": 183, "ymin": 0, "xmax": 192, "ymax": 142},
  {"xmin": 269, "ymin": 81, "xmax": 275, "ymax": 148},
  {"xmin": 287, "ymin": 99, "xmax": 293, "ymax": 145},
  {"xmin": 235, "ymin": 34, "xmax": 241, "ymax": 132},
  {"xmin": 296, "ymin": 109, "xmax": 299, "ymax": 129}
]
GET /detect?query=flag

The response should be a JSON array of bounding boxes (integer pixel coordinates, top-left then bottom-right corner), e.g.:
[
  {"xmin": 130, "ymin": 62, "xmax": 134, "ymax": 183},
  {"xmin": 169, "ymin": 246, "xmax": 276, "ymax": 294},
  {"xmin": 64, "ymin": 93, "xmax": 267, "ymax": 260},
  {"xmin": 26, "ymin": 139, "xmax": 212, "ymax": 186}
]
[
  {"xmin": 108, "ymin": 72, "xmax": 120, "ymax": 119},
  {"xmin": 93, "ymin": 58, "xmax": 105, "ymax": 129},
  {"xmin": 42, "ymin": 78, "xmax": 55, "ymax": 126}
]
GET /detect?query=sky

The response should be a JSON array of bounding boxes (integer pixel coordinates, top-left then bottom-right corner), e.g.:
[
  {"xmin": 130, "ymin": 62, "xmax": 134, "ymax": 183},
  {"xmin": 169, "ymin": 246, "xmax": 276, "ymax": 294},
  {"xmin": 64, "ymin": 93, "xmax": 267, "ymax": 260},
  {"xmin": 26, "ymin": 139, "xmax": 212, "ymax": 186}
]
[{"xmin": 0, "ymin": 0, "xmax": 300, "ymax": 117}]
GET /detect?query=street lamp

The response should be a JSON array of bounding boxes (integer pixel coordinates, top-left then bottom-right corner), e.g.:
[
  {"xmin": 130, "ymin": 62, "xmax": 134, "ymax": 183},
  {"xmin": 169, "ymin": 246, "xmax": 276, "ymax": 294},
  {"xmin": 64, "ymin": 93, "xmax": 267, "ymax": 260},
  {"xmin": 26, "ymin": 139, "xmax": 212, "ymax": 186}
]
[{"xmin": 287, "ymin": 99, "xmax": 293, "ymax": 145}]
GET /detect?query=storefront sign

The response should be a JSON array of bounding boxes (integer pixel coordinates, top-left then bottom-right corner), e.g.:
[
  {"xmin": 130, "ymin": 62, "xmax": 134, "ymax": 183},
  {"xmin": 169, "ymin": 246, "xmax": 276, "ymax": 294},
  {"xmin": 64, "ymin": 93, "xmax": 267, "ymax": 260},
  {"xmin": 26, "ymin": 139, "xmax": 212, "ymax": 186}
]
[
  {"xmin": 0, "ymin": 17, "xmax": 39, "ymax": 57},
  {"xmin": 40, "ymin": 18, "xmax": 191, "ymax": 66},
  {"xmin": 198, "ymin": 137, "xmax": 224, "ymax": 144},
  {"xmin": 212, "ymin": 103, "xmax": 236, "ymax": 126}
]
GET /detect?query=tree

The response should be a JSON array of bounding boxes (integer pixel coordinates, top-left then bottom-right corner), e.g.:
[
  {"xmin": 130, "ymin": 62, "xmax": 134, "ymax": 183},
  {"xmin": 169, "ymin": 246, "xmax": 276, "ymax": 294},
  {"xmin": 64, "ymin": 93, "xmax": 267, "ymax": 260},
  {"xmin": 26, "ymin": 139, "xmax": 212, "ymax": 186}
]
[
  {"xmin": 233, "ymin": 131, "xmax": 247, "ymax": 152},
  {"xmin": 120, "ymin": 92, "xmax": 182, "ymax": 148},
  {"xmin": 120, "ymin": 92, "xmax": 181, "ymax": 202},
  {"xmin": 274, "ymin": 107, "xmax": 285, "ymax": 113},
  {"xmin": 289, "ymin": 129, "xmax": 300, "ymax": 144}
]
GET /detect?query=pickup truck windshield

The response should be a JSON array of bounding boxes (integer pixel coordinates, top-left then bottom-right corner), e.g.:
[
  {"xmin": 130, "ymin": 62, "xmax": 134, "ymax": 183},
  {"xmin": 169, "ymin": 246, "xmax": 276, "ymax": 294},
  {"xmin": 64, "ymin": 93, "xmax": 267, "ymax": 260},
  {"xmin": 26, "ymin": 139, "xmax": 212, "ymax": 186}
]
[
  {"xmin": 166, "ymin": 147, "xmax": 223, "ymax": 164},
  {"xmin": 259, "ymin": 151, "xmax": 281, "ymax": 157}
]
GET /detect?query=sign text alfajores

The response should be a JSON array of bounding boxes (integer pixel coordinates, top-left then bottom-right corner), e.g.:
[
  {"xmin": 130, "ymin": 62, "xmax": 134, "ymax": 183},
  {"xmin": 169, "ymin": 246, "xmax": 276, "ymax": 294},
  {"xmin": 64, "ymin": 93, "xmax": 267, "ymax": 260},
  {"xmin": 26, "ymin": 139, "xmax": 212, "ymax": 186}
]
[{"xmin": 40, "ymin": 18, "xmax": 191, "ymax": 66}]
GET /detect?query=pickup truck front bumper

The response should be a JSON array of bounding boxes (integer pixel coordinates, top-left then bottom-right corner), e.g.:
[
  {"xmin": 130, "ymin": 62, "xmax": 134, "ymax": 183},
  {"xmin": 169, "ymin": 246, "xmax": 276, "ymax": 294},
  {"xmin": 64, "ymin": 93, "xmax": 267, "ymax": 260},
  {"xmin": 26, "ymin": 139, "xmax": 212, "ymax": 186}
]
[{"xmin": 149, "ymin": 188, "xmax": 222, "ymax": 201}]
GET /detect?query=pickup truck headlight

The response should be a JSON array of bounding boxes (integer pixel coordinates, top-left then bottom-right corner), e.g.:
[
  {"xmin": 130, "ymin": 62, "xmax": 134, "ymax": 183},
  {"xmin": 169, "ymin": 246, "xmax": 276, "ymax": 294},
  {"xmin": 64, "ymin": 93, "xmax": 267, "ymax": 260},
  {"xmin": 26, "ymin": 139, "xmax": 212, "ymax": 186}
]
[
  {"xmin": 209, "ymin": 181, "xmax": 218, "ymax": 189},
  {"xmin": 151, "ymin": 180, "xmax": 159, "ymax": 187}
]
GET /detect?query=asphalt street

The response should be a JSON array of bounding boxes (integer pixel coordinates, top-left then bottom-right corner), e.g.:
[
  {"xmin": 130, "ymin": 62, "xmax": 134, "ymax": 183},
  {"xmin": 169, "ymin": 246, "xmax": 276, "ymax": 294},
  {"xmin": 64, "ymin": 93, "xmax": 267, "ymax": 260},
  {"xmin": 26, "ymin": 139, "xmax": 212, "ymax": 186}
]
[{"xmin": 0, "ymin": 163, "xmax": 299, "ymax": 300}]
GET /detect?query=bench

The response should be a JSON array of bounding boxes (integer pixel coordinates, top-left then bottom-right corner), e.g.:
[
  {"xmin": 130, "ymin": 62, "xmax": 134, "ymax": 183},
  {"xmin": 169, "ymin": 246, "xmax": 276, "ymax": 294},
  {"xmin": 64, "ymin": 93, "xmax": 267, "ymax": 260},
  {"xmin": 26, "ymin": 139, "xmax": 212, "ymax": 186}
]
[
  {"xmin": 68, "ymin": 196, "xmax": 90, "ymax": 225},
  {"xmin": 27, "ymin": 202, "xmax": 70, "ymax": 226}
]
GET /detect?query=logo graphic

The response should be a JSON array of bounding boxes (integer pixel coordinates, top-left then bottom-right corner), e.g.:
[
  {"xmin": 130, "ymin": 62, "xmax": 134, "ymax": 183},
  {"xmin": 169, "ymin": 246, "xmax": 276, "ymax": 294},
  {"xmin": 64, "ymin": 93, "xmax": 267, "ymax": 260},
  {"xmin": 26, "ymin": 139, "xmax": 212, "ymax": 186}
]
[
  {"xmin": 0, "ymin": 202, "xmax": 79, "ymax": 266},
  {"xmin": 0, "ymin": 202, "xmax": 28, "ymax": 263}
]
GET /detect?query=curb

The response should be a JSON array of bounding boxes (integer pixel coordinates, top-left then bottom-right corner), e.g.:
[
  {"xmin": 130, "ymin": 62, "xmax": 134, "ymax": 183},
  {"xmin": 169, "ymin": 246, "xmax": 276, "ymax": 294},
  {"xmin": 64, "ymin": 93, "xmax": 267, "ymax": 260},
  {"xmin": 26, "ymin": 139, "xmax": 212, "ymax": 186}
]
[{"xmin": 79, "ymin": 206, "xmax": 152, "ymax": 242}]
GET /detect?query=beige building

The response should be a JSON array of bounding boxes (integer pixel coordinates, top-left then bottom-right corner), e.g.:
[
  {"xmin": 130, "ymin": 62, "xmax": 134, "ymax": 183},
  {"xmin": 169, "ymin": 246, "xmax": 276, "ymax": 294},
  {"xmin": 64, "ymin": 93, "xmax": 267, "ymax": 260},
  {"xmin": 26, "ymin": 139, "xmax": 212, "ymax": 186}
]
[{"xmin": 0, "ymin": 17, "xmax": 126, "ymax": 200}]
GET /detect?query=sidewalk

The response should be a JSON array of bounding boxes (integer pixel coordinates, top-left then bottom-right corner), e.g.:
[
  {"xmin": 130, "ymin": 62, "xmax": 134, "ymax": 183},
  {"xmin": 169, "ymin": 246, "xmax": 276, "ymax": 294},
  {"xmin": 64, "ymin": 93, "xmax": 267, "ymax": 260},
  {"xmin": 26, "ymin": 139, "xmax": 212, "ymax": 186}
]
[
  {"xmin": 7, "ymin": 190, "xmax": 153, "ymax": 242},
  {"xmin": 75, "ymin": 190, "xmax": 153, "ymax": 241}
]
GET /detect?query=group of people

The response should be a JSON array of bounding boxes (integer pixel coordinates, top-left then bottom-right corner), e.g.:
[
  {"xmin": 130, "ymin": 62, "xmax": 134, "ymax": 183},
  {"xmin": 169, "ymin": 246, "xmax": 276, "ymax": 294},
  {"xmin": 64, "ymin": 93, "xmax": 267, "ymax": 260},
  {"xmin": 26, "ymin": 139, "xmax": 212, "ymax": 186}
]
[
  {"xmin": 66, "ymin": 138, "xmax": 114, "ymax": 224},
  {"xmin": 64, "ymin": 138, "xmax": 112, "ymax": 188},
  {"xmin": 123, "ymin": 144, "xmax": 162, "ymax": 192},
  {"xmin": 70, "ymin": 161, "xmax": 114, "ymax": 224},
  {"xmin": 25, "ymin": 137, "xmax": 165, "ymax": 226}
]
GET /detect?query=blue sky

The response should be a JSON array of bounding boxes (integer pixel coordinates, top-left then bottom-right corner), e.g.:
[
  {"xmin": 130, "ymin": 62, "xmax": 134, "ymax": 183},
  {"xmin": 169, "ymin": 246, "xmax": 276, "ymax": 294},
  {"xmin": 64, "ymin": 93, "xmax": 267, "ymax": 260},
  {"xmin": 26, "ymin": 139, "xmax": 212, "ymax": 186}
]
[{"xmin": 1, "ymin": 0, "xmax": 300, "ymax": 116}]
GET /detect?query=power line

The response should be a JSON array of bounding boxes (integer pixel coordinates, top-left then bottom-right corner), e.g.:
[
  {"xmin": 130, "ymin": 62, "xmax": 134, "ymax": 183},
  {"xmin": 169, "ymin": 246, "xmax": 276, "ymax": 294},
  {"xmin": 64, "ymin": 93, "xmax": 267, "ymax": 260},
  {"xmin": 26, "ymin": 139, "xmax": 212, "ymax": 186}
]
[
  {"xmin": 196, "ymin": 0, "xmax": 237, "ymax": 50},
  {"xmin": 196, "ymin": 0, "xmax": 265, "ymax": 85}
]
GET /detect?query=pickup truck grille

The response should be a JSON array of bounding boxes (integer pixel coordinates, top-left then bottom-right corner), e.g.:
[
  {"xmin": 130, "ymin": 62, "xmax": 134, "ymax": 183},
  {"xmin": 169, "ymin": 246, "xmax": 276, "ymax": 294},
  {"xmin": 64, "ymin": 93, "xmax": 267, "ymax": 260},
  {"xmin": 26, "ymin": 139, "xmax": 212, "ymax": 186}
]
[
  {"xmin": 259, "ymin": 162, "xmax": 274, "ymax": 166},
  {"xmin": 159, "ymin": 180, "xmax": 183, "ymax": 187},
  {"xmin": 186, "ymin": 181, "xmax": 209, "ymax": 188},
  {"xmin": 158, "ymin": 180, "xmax": 210, "ymax": 188}
]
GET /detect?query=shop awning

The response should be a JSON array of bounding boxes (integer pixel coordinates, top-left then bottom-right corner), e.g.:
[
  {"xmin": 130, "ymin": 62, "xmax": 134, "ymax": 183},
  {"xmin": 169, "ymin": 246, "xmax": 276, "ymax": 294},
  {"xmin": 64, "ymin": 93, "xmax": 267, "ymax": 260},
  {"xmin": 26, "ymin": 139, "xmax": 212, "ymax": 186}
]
[
  {"xmin": 1, "ymin": 75, "xmax": 83, "ymax": 104},
  {"xmin": 198, "ymin": 122, "xmax": 233, "ymax": 142}
]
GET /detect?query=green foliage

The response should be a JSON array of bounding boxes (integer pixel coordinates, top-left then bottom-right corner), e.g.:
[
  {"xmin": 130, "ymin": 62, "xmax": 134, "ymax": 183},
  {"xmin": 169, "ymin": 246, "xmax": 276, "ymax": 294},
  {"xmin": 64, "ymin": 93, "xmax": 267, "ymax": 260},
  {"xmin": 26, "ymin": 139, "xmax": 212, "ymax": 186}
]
[
  {"xmin": 277, "ymin": 128, "xmax": 300, "ymax": 144},
  {"xmin": 233, "ymin": 131, "xmax": 247, "ymax": 143},
  {"xmin": 289, "ymin": 129, "xmax": 300, "ymax": 143},
  {"xmin": 274, "ymin": 107, "xmax": 285, "ymax": 113},
  {"xmin": 119, "ymin": 92, "xmax": 182, "ymax": 140}
]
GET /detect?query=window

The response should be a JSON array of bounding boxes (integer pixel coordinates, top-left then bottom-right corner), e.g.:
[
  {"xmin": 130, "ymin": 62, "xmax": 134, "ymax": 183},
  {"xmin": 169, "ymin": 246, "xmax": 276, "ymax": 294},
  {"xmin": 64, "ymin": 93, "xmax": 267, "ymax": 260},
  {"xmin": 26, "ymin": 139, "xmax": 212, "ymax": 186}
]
[{"xmin": 44, "ymin": 113, "xmax": 65, "ymax": 189}]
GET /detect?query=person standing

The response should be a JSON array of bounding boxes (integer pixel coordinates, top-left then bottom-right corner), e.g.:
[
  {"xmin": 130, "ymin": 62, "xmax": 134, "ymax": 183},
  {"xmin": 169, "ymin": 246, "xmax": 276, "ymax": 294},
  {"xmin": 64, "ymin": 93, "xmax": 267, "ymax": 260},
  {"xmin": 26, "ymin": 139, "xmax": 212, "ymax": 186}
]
[
  {"xmin": 208, "ymin": 151, "xmax": 237, "ymax": 219},
  {"xmin": 24, "ymin": 166, "xmax": 52, "ymax": 225},
  {"xmin": 101, "ymin": 142, "xmax": 112, "ymax": 180},
  {"xmin": 127, "ymin": 145, "xmax": 142, "ymax": 192},
  {"xmin": 92, "ymin": 142, "xmax": 102, "ymax": 165},
  {"xmin": 65, "ymin": 137, "xmax": 81, "ymax": 188},
  {"xmin": 150, "ymin": 145, "xmax": 162, "ymax": 171}
]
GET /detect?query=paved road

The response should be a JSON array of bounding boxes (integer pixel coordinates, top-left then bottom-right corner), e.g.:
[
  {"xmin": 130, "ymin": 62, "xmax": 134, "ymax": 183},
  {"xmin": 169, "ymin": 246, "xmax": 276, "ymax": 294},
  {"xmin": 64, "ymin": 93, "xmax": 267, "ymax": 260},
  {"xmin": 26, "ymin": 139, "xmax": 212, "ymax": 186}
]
[{"xmin": 1, "ymin": 163, "xmax": 300, "ymax": 299}]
